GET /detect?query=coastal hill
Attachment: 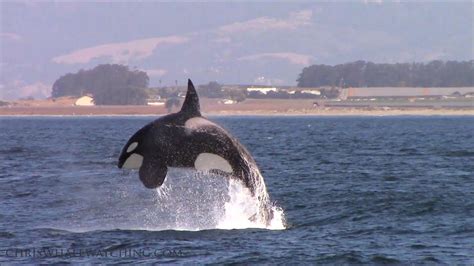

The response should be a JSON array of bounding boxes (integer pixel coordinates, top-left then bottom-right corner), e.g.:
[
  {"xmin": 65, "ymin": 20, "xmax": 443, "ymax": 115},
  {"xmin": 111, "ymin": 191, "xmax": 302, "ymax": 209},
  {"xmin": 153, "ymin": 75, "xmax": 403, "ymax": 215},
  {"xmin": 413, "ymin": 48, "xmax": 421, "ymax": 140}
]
[{"xmin": 1, "ymin": 60, "xmax": 473, "ymax": 115}]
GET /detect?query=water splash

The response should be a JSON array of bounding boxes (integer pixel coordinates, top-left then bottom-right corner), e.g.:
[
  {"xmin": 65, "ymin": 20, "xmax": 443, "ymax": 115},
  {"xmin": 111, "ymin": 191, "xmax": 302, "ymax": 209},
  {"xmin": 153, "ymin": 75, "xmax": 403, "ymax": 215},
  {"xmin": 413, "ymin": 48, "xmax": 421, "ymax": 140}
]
[
  {"xmin": 152, "ymin": 169, "xmax": 286, "ymax": 231},
  {"xmin": 216, "ymin": 179, "xmax": 285, "ymax": 230},
  {"xmin": 56, "ymin": 168, "xmax": 285, "ymax": 232}
]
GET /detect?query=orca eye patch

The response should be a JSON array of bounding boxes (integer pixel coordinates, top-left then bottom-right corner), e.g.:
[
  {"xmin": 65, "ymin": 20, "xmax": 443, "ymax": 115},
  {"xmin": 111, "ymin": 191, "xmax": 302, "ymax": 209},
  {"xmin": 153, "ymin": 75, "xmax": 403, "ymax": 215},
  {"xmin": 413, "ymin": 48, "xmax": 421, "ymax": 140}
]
[{"xmin": 127, "ymin": 142, "xmax": 138, "ymax": 153}]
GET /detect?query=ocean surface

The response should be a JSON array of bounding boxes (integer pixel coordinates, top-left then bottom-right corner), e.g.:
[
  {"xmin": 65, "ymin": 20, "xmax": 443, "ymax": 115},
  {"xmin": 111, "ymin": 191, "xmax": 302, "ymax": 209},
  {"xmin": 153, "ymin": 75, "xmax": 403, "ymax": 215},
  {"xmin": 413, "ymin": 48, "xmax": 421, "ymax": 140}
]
[{"xmin": 0, "ymin": 116, "xmax": 473, "ymax": 264}]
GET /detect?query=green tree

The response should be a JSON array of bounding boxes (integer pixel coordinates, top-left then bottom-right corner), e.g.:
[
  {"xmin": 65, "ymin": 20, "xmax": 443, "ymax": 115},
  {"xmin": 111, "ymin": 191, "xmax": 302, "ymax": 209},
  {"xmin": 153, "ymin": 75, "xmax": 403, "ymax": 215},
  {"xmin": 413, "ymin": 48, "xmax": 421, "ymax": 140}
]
[
  {"xmin": 198, "ymin": 81, "xmax": 224, "ymax": 98},
  {"xmin": 297, "ymin": 60, "xmax": 474, "ymax": 87},
  {"xmin": 51, "ymin": 64, "xmax": 149, "ymax": 105},
  {"xmin": 227, "ymin": 88, "xmax": 247, "ymax": 102},
  {"xmin": 165, "ymin": 97, "xmax": 181, "ymax": 113}
]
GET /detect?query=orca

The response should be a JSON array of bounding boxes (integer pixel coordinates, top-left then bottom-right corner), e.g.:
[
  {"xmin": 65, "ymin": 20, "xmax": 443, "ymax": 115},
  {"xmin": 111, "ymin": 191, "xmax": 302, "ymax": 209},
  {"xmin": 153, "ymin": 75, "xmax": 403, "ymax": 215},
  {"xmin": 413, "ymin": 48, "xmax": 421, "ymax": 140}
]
[{"xmin": 118, "ymin": 80, "xmax": 273, "ymax": 222}]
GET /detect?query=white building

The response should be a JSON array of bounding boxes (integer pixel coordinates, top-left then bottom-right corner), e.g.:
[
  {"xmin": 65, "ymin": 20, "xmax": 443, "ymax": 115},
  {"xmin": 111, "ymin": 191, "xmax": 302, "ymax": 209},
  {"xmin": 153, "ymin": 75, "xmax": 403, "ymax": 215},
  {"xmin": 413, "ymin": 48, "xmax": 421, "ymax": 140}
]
[
  {"xmin": 246, "ymin": 87, "xmax": 277, "ymax": 95},
  {"xmin": 301, "ymin": 90, "xmax": 321, "ymax": 95},
  {"xmin": 147, "ymin": 101, "xmax": 165, "ymax": 106},
  {"xmin": 223, "ymin": 99, "xmax": 236, "ymax": 105},
  {"xmin": 74, "ymin": 95, "xmax": 94, "ymax": 106}
]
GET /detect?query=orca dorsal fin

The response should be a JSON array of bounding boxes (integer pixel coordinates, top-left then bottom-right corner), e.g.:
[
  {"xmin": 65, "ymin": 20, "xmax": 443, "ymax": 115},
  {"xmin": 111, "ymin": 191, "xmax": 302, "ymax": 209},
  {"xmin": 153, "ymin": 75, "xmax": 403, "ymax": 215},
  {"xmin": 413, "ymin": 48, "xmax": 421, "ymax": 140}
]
[{"xmin": 180, "ymin": 79, "xmax": 201, "ymax": 116}]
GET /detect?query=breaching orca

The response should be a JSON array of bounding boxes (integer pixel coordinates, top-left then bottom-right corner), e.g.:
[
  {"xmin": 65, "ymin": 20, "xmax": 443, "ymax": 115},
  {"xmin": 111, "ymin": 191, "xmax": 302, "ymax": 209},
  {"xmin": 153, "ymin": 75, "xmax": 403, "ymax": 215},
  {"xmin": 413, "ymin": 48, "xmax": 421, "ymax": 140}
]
[{"xmin": 118, "ymin": 79, "xmax": 273, "ymax": 222}]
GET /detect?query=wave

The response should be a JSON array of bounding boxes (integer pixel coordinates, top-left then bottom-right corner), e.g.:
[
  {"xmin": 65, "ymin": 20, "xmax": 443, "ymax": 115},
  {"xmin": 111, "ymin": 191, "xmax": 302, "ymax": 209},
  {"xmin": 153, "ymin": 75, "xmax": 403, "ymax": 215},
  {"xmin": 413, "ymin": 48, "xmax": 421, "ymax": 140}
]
[
  {"xmin": 0, "ymin": 147, "xmax": 25, "ymax": 154},
  {"xmin": 442, "ymin": 150, "xmax": 474, "ymax": 157}
]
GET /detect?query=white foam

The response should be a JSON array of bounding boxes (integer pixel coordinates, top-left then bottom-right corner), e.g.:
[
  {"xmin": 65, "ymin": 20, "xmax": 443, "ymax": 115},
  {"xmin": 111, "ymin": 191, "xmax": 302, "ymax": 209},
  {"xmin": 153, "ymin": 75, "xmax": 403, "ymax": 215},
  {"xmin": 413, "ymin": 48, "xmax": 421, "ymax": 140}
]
[
  {"xmin": 153, "ymin": 170, "xmax": 286, "ymax": 231},
  {"xmin": 216, "ymin": 179, "xmax": 285, "ymax": 230}
]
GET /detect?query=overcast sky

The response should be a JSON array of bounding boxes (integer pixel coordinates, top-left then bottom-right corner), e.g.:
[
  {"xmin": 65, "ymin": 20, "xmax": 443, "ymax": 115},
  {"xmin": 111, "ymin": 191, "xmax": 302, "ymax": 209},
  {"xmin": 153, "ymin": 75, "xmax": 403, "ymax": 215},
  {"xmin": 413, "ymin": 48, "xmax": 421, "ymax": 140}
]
[{"xmin": 0, "ymin": 1, "xmax": 472, "ymax": 100}]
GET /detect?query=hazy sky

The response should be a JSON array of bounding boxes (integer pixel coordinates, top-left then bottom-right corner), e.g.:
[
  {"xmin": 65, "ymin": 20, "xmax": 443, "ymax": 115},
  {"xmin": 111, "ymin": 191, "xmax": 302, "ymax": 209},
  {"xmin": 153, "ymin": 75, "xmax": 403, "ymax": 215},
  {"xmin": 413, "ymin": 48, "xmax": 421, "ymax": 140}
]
[{"xmin": 0, "ymin": 1, "xmax": 472, "ymax": 100}]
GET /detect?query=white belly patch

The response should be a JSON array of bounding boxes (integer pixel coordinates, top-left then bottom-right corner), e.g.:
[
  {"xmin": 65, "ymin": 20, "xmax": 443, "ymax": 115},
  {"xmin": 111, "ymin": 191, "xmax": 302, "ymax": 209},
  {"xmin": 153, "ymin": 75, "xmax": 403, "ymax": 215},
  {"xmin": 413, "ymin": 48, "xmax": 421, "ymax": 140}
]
[
  {"xmin": 122, "ymin": 153, "xmax": 143, "ymax": 169},
  {"xmin": 194, "ymin": 153, "xmax": 233, "ymax": 173}
]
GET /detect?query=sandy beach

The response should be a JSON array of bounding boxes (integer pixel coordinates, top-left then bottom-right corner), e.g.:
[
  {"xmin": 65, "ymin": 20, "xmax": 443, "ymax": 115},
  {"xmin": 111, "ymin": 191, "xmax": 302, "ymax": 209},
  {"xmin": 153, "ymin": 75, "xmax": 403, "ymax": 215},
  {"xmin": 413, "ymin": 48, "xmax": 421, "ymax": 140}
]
[{"xmin": 1, "ymin": 98, "xmax": 473, "ymax": 116}]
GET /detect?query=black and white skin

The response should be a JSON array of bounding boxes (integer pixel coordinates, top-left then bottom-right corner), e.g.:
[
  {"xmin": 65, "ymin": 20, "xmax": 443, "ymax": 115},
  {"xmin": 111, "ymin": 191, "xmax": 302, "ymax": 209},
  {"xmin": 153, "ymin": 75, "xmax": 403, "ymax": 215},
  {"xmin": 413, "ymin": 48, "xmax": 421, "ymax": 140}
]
[{"xmin": 118, "ymin": 79, "xmax": 273, "ymax": 223}]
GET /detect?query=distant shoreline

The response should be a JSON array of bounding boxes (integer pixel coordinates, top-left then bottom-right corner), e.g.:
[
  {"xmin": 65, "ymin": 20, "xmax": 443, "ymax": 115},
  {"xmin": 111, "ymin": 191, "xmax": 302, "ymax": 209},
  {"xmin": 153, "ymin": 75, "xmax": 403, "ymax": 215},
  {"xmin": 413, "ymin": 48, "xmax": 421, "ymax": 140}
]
[
  {"xmin": 1, "ymin": 106, "xmax": 473, "ymax": 117},
  {"xmin": 1, "ymin": 98, "xmax": 473, "ymax": 117}
]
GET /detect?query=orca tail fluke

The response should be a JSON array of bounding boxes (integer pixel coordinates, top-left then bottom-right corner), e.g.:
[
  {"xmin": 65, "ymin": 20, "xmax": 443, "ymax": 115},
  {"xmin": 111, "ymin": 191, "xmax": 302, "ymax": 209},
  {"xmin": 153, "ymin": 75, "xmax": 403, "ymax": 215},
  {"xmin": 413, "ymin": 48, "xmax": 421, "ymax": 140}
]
[{"xmin": 180, "ymin": 79, "xmax": 201, "ymax": 116}]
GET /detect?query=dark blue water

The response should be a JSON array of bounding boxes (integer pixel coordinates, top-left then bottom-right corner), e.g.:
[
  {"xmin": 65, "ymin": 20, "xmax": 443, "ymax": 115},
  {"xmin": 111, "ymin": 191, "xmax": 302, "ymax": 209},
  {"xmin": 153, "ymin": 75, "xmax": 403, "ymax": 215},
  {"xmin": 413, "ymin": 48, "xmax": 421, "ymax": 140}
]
[{"xmin": 0, "ymin": 116, "xmax": 473, "ymax": 264}]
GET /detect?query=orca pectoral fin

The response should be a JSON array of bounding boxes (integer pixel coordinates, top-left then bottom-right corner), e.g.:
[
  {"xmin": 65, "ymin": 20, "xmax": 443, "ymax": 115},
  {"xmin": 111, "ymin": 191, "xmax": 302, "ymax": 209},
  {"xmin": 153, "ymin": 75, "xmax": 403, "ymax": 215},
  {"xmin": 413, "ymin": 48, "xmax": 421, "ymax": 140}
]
[{"xmin": 139, "ymin": 159, "xmax": 167, "ymax": 189}]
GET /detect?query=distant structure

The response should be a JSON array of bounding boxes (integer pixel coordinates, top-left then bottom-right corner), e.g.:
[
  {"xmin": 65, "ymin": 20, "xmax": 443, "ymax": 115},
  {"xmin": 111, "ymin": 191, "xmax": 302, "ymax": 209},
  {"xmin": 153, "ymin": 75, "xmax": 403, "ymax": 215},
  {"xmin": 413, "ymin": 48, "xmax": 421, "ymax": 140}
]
[
  {"xmin": 339, "ymin": 88, "xmax": 349, "ymax": 100},
  {"xmin": 147, "ymin": 101, "xmax": 165, "ymax": 106},
  {"xmin": 325, "ymin": 87, "xmax": 474, "ymax": 109},
  {"xmin": 246, "ymin": 87, "xmax": 277, "ymax": 95},
  {"xmin": 346, "ymin": 87, "xmax": 474, "ymax": 98},
  {"xmin": 222, "ymin": 99, "xmax": 236, "ymax": 105},
  {"xmin": 74, "ymin": 95, "xmax": 94, "ymax": 106},
  {"xmin": 146, "ymin": 96, "xmax": 165, "ymax": 106},
  {"xmin": 301, "ymin": 89, "xmax": 321, "ymax": 96}
]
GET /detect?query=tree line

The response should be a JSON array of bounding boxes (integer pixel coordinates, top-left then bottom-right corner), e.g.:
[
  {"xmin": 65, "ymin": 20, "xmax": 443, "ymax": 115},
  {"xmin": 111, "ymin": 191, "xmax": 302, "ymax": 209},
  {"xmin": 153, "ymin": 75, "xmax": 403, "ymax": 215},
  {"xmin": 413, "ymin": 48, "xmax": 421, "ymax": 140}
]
[
  {"xmin": 297, "ymin": 60, "xmax": 474, "ymax": 88},
  {"xmin": 51, "ymin": 64, "xmax": 149, "ymax": 105},
  {"xmin": 51, "ymin": 60, "xmax": 473, "ymax": 105}
]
